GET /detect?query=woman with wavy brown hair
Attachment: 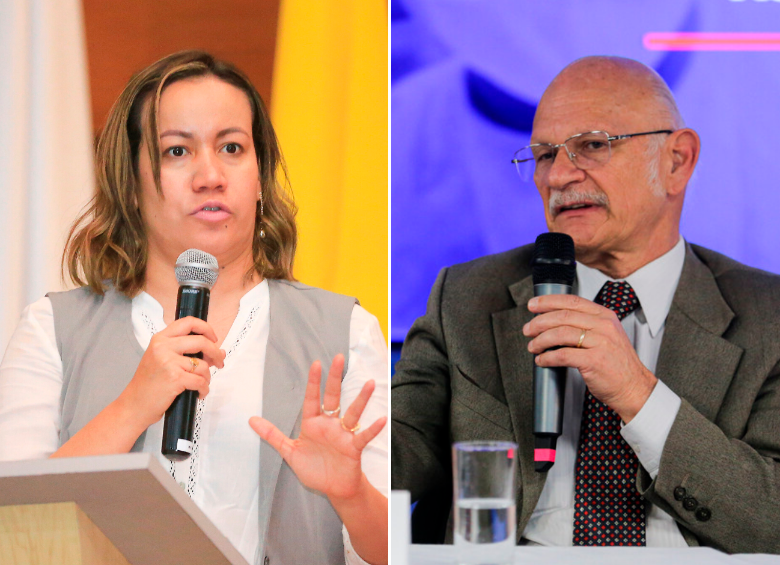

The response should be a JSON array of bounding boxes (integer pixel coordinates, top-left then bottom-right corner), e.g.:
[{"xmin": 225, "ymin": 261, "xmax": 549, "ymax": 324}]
[{"xmin": 0, "ymin": 51, "xmax": 388, "ymax": 565}]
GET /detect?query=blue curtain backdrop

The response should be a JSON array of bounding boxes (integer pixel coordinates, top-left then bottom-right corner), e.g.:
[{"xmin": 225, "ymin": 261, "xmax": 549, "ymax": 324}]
[{"xmin": 392, "ymin": 0, "xmax": 780, "ymax": 343}]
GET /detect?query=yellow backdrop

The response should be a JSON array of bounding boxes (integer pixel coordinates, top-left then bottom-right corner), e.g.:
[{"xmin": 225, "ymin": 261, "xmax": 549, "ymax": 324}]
[{"xmin": 271, "ymin": 0, "xmax": 388, "ymax": 338}]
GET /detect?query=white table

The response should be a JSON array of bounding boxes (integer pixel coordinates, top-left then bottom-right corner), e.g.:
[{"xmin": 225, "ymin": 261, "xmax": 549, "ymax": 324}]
[{"xmin": 406, "ymin": 545, "xmax": 780, "ymax": 565}]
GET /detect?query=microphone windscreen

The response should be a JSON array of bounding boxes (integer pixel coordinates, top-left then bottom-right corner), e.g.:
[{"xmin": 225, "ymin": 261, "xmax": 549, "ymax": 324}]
[
  {"xmin": 532, "ymin": 233, "xmax": 576, "ymax": 286},
  {"xmin": 175, "ymin": 249, "xmax": 219, "ymax": 289}
]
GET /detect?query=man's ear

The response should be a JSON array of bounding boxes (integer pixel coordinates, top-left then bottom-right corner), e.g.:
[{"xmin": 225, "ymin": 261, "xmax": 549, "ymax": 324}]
[{"xmin": 666, "ymin": 128, "xmax": 700, "ymax": 195}]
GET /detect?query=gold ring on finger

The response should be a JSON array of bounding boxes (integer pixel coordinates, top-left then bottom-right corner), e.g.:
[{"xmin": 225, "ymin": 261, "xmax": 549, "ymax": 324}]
[
  {"xmin": 322, "ymin": 404, "xmax": 341, "ymax": 417},
  {"xmin": 189, "ymin": 357, "xmax": 200, "ymax": 372},
  {"xmin": 576, "ymin": 329, "xmax": 587, "ymax": 349},
  {"xmin": 340, "ymin": 418, "xmax": 360, "ymax": 433}
]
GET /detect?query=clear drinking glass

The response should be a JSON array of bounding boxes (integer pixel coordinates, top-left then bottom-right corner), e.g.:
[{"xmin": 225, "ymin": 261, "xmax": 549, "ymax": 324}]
[{"xmin": 453, "ymin": 441, "xmax": 518, "ymax": 565}]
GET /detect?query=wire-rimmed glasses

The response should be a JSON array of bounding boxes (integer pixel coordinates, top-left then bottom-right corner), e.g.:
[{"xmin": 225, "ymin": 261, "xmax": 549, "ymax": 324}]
[{"xmin": 511, "ymin": 130, "xmax": 673, "ymax": 182}]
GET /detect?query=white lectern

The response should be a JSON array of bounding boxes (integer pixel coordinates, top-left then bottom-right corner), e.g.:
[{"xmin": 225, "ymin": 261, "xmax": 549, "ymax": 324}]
[{"xmin": 0, "ymin": 453, "xmax": 250, "ymax": 565}]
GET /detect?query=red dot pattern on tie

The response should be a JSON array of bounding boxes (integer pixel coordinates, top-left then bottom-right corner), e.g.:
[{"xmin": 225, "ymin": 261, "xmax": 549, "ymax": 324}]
[{"xmin": 572, "ymin": 280, "xmax": 647, "ymax": 546}]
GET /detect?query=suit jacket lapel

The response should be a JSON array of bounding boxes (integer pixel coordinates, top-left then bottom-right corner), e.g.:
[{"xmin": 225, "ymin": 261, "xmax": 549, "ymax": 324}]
[
  {"xmin": 492, "ymin": 274, "xmax": 548, "ymax": 527},
  {"xmin": 656, "ymin": 244, "xmax": 743, "ymax": 420}
]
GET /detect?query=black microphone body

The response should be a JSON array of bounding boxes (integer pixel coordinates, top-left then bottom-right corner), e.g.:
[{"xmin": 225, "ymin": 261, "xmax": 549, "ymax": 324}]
[
  {"xmin": 162, "ymin": 285, "xmax": 211, "ymax": 461},
  {"xmin": 162, "ymin": 249, "xmax": 219, "ymax": 462},
  {"xmin": 531, "ymin": 233, "xmax": 576, "ymax": 472}
]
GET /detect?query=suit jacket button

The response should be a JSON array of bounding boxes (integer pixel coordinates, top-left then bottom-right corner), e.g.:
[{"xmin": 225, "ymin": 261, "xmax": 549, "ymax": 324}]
[
  {"xmin": 695, "ymin": 507, "xmax": 712, "ymax": 522},
  {"xmin": 682, "ymin": 496, "xmax": 698, "ymax": 511},
  {"xmin": 673, "ymin": 486, "xmax": 686, "ymax": 501}
]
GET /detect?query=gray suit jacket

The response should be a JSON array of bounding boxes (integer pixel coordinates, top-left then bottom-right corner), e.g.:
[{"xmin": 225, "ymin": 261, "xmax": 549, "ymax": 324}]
[{"xmin": 391, "ymin": 243, "xmax": 780, "ymax": 553}]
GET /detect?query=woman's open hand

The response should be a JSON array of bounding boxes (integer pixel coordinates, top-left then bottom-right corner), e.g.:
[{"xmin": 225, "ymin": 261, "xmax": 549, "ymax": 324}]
[{"xmin": 249, "ymin": 354, "xmax": 387, "ymax": 501}]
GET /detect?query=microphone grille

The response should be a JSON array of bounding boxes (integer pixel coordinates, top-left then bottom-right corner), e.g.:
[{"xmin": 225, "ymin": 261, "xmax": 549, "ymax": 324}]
[
  {"xmin": 532, "ymin": 233, "xmax": 576, "ymax": 285},
  {"xmin": 175, "ymin": 249, "xmax": 219, "ymax": 289}
]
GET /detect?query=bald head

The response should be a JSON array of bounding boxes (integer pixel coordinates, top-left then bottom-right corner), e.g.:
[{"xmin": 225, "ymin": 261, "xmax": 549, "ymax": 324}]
[{"xmin": 534, "ymin": 56, "xmax": 684, "ymax": 135}]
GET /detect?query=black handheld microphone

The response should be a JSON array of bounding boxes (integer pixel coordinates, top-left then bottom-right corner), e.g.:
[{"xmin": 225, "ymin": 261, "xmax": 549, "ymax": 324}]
[
  {"xmin": 531, "ymin": 232, "xmax": 576, "ymax": 472},
  {"xmin": 162, "ymin": 249, "xmax": 219, "ymax": 461}
]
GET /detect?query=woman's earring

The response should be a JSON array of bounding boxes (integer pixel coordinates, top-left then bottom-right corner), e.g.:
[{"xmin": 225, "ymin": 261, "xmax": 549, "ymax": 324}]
[{"xmin": 259, "ymin": 191, "xmax": 266, "ymax": 238}]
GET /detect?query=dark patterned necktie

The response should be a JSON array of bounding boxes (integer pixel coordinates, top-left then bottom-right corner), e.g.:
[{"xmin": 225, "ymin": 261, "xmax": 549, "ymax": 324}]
[{"xmin": 572, "ymin": 280, "xmax": 647, "ymax": 546}]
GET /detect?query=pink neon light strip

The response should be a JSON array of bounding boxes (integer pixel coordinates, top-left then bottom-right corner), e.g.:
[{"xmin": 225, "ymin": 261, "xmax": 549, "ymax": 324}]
[
  {"xmin": 644, "ymin": 32, "xmax": 780, "ymax": 51},
  {"xmin": 534, "ymin": 448, "xmax": 556, "ymax": 463}
]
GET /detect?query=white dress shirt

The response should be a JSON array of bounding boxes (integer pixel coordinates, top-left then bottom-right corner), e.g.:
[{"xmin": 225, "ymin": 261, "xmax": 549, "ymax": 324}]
[
  {"xmin": 523, "ymin": 237, "xmax": 687, "ymax": 547},
  {"xmin": 0, "ymin": 280, "xmax": 388, "ymax": 565}
]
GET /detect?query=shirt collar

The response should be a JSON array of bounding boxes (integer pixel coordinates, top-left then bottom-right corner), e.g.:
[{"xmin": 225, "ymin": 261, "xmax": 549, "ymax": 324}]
[
  {"xmin": 134, "ymin": 279, "xmax": 268, "ymax": 321},
  {"xmin": 575, "ymin": 237, "xmax": 686, "ymax": 338}
]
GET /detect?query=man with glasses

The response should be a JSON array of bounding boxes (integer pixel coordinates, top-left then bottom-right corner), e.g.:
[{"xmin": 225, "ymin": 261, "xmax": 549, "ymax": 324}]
[{"xmin": 392, "ymin": 56, "xmax": 780, "ymax": 552}]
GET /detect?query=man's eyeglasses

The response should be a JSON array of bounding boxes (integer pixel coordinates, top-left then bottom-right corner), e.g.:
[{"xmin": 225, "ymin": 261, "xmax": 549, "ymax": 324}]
[{"xmin": 511, "ymin": 130, "xmax": 673, "ymax": 182}]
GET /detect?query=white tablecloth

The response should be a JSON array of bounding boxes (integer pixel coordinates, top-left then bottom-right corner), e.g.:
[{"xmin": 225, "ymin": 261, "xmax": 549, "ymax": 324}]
[{"xmin": 405, "ymin": 545, "xmax": 780, "ymax": 565}]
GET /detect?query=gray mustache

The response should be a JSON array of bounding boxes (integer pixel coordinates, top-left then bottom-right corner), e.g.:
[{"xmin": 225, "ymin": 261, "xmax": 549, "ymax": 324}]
[{"xmin": 549, "ymin": 190, "xmax": 609, "ymax": 216}]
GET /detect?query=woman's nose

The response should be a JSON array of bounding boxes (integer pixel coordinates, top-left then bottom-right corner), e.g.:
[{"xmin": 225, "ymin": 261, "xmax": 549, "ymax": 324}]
[{"xmin": 192, "ymin": 150, "xmax": 226, "ymax": 192}]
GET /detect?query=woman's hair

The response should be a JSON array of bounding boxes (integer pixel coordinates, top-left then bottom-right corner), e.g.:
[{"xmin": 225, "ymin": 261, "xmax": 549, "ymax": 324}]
[{"xmin": 64, "ymin": 50, "xmax": 297, "ymax": 296}]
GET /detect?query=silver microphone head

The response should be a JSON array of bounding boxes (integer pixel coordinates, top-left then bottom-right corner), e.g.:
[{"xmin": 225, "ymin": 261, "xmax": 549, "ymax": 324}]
[{"xmin": 175, "ymin": 249, "xmax": 219, "ymax": 289}]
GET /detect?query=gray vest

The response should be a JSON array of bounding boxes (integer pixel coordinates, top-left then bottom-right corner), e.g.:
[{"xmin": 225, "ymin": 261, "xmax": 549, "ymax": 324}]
[{"xmin": 48, "ymin": 279, "xmax": 356, "ymax": 565}]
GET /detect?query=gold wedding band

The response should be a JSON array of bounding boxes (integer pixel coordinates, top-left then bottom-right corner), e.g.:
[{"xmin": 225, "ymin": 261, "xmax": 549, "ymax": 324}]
[
  {"xmin": 576, "ymin": 329, "xmax": 587, "ymax": 349},
  {"xmin": 322, "ymin": 404, "xmax": 341, "ymax": 417},
  {"xmin": 340, "ymin": 418, "xmax": 360, "ymax": 433},
  {"xmin": 189, "ymin": 357, "xmax": 200, "ymax": 372}
]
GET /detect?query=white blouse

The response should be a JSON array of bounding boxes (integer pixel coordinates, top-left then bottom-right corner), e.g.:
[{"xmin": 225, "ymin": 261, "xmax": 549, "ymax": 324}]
[{"xmin": 0, "ymin": 280, "xmax": 388, "ymax": 565}]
